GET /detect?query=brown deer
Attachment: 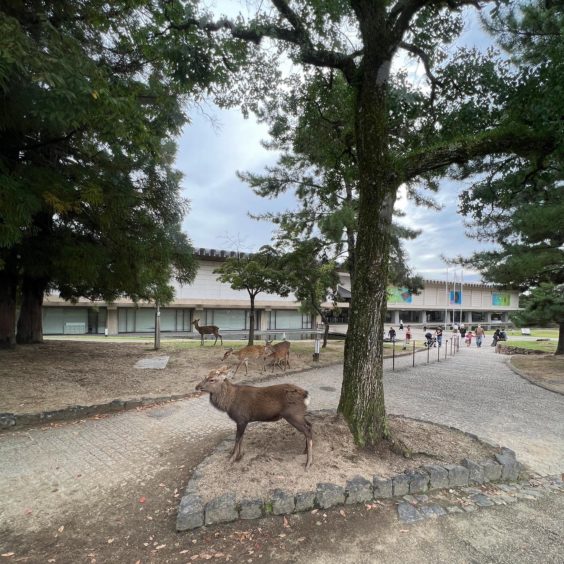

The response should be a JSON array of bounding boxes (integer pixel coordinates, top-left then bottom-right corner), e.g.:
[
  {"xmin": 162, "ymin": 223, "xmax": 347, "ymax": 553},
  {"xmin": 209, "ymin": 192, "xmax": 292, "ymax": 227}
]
[
  {"xmin": 192, "ymin": 318, "xmax": 223, "ymax": 346},
  {"xmin": 196, "ymin": 366, "xmax": 313, "ymax": 468},
  {"xmin": 264, "ymin": 341, "xmax": 291, "ymax": 372},
  {"xmin": 222, "ymin": 341, "xmax": 272, "ymax": 375}
]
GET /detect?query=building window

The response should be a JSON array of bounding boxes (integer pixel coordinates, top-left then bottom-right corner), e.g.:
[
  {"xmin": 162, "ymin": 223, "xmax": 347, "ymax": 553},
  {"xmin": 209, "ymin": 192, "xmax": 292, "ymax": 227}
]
[
  {"xmin": 397, "ymin": 311, "xmax": 420, "ymax": 323},
  {"xmin": 270, "ymin": 310, "xmax": 311, "ymax": 330},
  {"xmin": 472, "ymin": 311, "xmax": 486, "ymax": 322},
  {"xmin": 426, "ymin": 311, "xmax": 445, "ymax": 323}
]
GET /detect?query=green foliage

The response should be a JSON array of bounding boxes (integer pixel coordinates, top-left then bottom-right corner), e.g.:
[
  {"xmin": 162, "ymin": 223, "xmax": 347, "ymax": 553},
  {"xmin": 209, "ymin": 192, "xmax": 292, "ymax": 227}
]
[
  {"xmin": 511, "ymin": 284, "xmax": 564, "ymax": 328},
  {"xmin": 214, "ymin": 247, "xmax": 292, "ymax": 300},
  {"xmin": 0, "ymin": 0, "xmax": 205, "ymax": 310}
]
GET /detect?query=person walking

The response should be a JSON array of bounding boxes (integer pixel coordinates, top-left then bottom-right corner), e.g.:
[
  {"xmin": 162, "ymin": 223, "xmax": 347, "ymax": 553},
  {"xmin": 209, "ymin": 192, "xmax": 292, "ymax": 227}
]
[
  {"xmin": 459, "ymin": 324, "xmax": 466, "ymax": 338},
  {"xmin": 388, "ymin": 327, "xmax": 397, "ymax": 343},
  {"xmin": 405, "ymin": 325, "xmax": 412, "ymax": 345},
  {"xmin": 475, "ymin": 325, "xmax": 485, "ymax": 348},
  {"xmin": 435, "ymin": 326, "xmax": 443, "ymax": 348},
  {"xmin": 465, "ymin": 330, "xmax": 474, "ymax": 347},
  {"xmin": 492, "ymin": 328, "xmax": 501, "ymax": 347}
]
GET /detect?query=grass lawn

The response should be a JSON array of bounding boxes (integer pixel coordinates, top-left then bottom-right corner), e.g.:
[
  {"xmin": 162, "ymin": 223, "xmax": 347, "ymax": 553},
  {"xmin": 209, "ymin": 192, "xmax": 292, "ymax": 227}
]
[
  {"xmin": 511, "ymin": 355, "xmax": 564, "ymax": 394},
  {"xmin": 506, "ymin": 328, "xmax": 559, "ymax": 338},
  {"xmin": 500, "ymin": 340, "xmax": 557, "ymax": 353}
]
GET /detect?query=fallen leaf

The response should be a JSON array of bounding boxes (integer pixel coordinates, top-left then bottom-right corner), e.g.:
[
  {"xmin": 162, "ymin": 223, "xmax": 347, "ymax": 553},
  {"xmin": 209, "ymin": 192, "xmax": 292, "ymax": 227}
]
[
  {"xmin": 156, "ymin": 544, "xmax": 166, "ymax": 550},
  {"xmin": 58, "ymin": 526, "xmax": 64, "ymax": 533},
  {"xmin": 1, "ymin": 554, "xmax": 15, "ymax": 558},
  {"xmin": 283, "ymin": 516, "xmax": 290, "ymax": 528},
  {"xmin": 24, "ymin": 509, "xmax": 33, "ymax": 515},
  {"xmin": 214, "ymin": 553, "xmax": 225, "ymax": 558},
  {"xmin": 107, "ymin": 538, "xmax": 114, "ymax": 544},
  {"xmin": 310, "ymin": 509, "xmax": 318, "ymax": 514},
  {"xmin": 179, "ymin": 549, "xmax": 189, "ymax": 554},
  {"xmin": 190, "ymin": 556, "xmax": 199, "ymax": 561},
  {"xmin": 278, "ymin": 534, "xmax": 286, "ymax": 538},
  {"xmin": 339, "ymin": 510, "xmax": 346, "ymax": 518},
  {"xmin": 139, "ymin": 496, "xmax": 146, "ymax": 504}
]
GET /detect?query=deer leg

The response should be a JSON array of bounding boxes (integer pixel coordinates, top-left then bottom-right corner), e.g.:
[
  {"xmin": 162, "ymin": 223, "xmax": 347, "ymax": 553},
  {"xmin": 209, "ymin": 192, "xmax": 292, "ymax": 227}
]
[
  {"xmin": 229, "ymin": 421, "xmax": 247, "ymax": 463},
  {"xmin": 284, "ymin": 415, "xmax": 313, "ymax": 469},
  {"xmin": 219, "ymin": 333, "xmax": 223, "ymax": 346},
  {"xmin": 244, "ymin": 359, "xmax": 249, "ymax": 375},
  {"xmin": 213, "ymin": 334, "xmax": 217, "ymax": 346}
]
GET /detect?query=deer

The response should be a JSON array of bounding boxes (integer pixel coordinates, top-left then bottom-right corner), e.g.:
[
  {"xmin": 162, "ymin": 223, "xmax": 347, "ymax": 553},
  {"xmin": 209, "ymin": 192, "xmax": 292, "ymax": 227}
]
[
  {"xmin": 196, "ymin": 366, "xmax": 313, "ymax": 469},
  {"xmin": 192, "ymin": 318, "xmax": 223, "ymax": 346},
  {"xmin": 222, "ymin": 341, "xmax": 272, "ymax": 375},
  {"xmin": 264, "ymin": 341, "xmax": 291, "ymax": 372}
]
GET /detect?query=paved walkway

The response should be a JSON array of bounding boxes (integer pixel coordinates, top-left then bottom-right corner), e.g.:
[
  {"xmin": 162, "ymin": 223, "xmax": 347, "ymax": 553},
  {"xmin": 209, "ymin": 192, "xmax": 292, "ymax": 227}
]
[{"xmin": 0, "ymin": 345, "xmax": 562, "ymax": 530}]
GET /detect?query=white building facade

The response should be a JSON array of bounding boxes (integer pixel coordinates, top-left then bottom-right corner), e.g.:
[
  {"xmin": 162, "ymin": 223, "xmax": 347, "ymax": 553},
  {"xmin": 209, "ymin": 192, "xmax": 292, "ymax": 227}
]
[{"xmin": 41, "ymin": 248, "xmax": 520, "ymax": 336}]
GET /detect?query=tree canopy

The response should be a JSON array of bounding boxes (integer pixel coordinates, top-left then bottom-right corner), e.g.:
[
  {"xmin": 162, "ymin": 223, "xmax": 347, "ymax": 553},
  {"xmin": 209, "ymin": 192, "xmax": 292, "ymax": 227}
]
[
  {"xmin": 0, "ymin": 0, "xmax": 212, "ymax": 346},
  {"xmin": 459, "ymin": 0, "xmax": 564, "ymax": 354}
]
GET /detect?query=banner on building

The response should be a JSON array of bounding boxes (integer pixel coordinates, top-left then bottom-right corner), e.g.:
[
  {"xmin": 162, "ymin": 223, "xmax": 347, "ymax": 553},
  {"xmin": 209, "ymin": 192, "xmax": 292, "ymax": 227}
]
[
  {"xmin": 387, "ymin": 287, "xmax": 412, "ymax": 304},
  {"xmin": 492, "ymin": 292, "xmax": 511, "ymax": 306},
  {"xmin": 449, "ymin": 290, "xmax": 462, "ymax": 305}
]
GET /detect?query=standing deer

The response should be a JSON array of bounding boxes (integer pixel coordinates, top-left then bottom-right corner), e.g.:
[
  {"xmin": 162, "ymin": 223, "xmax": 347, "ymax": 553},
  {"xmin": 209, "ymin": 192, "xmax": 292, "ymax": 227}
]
[
  {"xmin": 196, "ymin": 366, "xmax": 313, "ymax": 468},
  {"xmin": 192, "ymin": 318, "xmax": 223, "ymax": 346},
  {"xmin": 264, "ymin": 341, "xmax": 291, "ymax": 372},
  {"xmin": 222, "ymin": 341, "xmax": 272, "ymax": 375}
]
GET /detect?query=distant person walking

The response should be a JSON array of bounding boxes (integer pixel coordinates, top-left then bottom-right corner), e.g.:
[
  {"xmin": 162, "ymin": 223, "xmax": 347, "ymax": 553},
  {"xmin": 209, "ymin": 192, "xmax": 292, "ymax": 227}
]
[
  {"xmin": 475, "ymin": 325, "xmax": 485, "ymax": 348},
  {"xmin": 435, "ymin": 326, "xmax": 443, "ymax": 348},
  {"xmin": 465, "ymin": 330, "xmax": 474, "ymax": 347},
  {"xmin": 388, "ymin": 327, "xmax": 397, "ymax": 343},
  {"xmin": 492, "ymin": 328, "xmax": 501, "ymax": 347},
  {"xmin": 399, "ymin": 320, "xmax": 404, "ymax": 331},
  {"xmin": 459, "ymin": 324, "xmax": 466, "ymax": 338},
  {"xmin": 405, "ymin": 325, "xmax": 412, "ymax": 346}
]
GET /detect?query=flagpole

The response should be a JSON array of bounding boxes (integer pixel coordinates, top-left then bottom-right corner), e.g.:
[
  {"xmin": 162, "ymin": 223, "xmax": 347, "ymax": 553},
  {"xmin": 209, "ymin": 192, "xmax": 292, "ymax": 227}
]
[{"xmin": 445, "ymin": 266, "xmax": 449, "ymax": 330}]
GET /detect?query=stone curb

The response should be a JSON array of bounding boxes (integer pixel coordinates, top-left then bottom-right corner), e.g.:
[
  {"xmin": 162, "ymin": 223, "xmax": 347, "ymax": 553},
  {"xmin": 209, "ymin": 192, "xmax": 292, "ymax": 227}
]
[
  {"xmin": 176, "ymin": 431, "xmax": 528, "ymax": 531},
  {"xmin": 0, "ymin": 392, "xmax": 200, "ymax": 431},
  {"xmin": 506, "ymin": 358, "xmax": 564, "ymax": 397},
  {"xmin": 395, "ymin": 474, "xmax": 564, "ymax": 524}
]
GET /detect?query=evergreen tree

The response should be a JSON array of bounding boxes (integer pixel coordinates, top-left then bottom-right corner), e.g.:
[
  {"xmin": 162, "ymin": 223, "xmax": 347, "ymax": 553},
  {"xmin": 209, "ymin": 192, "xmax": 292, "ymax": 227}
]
[
  {"xmin": 460, "ymin": 1, "xmax": 563, "ymax": 354},
  {"xmin": 135, "ymin": 1, "xmax": 562, "ymax": 444},
  {"xmin": 0, "ymin": 1, "xmax": 212, "ymax": 345}
]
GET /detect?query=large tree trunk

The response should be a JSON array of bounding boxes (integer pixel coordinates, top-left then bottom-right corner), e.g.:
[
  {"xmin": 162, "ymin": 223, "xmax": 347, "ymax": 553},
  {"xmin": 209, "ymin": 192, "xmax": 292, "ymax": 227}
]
[
  {"xmin": 556, "ymin": 322, "xmax": 564, "ymax": 355},
  {"xmin": 0, "ymin": 253, "xmax": 18, "ymax": 349},
  {"xmin": 338, "ymin": 7, "xmax": 397, "ymax": 446},
  {"xmin": 16, "ymin": 276, "xmax": 48, "ymax": 344}
]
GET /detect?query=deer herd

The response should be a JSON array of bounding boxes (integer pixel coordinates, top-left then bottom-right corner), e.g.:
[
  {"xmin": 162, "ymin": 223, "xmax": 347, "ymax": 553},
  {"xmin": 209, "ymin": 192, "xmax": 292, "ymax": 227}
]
[{"xmin": 192, "ymin": 319, "xmax": 313, "ymax": 468}]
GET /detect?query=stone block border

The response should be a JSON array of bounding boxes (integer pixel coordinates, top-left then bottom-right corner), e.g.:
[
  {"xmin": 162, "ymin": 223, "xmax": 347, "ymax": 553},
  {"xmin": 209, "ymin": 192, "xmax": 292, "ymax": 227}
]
[
  {"xmin": 177, "ymin": 440, "xmax": 527, "ymax": 531},
  {"xmin": 0, "ymin": 393, "xmax": 199, "ymax": 431}
]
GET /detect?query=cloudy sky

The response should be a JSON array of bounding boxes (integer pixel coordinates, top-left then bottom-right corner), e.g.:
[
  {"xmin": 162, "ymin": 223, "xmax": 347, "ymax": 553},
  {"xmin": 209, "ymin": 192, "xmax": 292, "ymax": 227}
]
[{"xmin": 176, "ymin": 4, "xmax": 497, "ymax": 284}]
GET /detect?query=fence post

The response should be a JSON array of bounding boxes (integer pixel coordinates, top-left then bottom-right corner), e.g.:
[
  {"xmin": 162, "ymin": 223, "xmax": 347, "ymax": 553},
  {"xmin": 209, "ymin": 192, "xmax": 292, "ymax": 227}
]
[
  {"xmin": 412, "ymin": 340, "xmax": 415, "ymax": 367},
  {"xmin": 313, "ymin": 331, "xmax": 320, "ymax": 362},
  {"xmin": 437, "ymin": 341, "xmax": 440, "ymax": 362},
  {"xmin": 445, "ymin": 339, "xmax": 448, "ymax": 359},
  {"xmin": 427, "ymin": 342, "xmax": 430, "ymax": 364},
  {"xmin": 392, "ymin": 340, "xmax": 395, "ymax": 371}
]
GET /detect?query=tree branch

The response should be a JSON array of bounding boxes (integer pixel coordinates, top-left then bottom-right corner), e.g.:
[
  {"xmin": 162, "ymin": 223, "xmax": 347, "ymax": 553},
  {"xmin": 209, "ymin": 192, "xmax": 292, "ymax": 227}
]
[
  {"xmin": 169, "ymin": 8, "xmax": 358, "ymax": 83},
  {"xmin": 388, "ymin": 0, "xmax": 483, "ymax": 44},
  {"xmin": 401, "ymin": 128, "xmax": 556, "ymax": 181}
]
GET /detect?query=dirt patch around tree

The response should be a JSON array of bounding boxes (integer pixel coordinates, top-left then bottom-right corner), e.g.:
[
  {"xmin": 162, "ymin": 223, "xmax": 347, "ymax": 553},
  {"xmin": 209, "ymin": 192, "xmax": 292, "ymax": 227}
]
[
  {"xmin": 0, "ymin": 339, "xmax": 345, "ymax": 414},
  {"xmin": 195, "ymin": 412, "xmax": 498, "ymax": 504},
  {"xmin": 510, "ymin": 355, "xmax": 564, "ymax": 395}
]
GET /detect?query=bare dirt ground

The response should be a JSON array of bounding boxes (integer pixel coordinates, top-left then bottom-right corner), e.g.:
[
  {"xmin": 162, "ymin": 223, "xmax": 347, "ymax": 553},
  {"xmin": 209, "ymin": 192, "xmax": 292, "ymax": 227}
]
[
  {"xmin": 0, "ymin": 340, "xmax": 346, "ymax": 414},
  {"xmin": 510, "ymin": 355, "xmax": 564, "ymax": 394},
  {"xmin": 196, "ymin": 413, "xmax": 499, "ymax": 503}
]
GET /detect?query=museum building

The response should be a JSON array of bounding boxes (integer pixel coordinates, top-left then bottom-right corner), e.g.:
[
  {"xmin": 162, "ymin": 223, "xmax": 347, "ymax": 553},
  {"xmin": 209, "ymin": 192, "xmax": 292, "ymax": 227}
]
[{"xmin": 41, "ymin": 248, "xmax": 521, "ymax": 336}]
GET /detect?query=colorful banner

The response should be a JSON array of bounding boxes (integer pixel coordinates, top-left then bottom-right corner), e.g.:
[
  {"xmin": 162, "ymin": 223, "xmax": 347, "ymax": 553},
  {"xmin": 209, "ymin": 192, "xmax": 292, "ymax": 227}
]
[
  {"xmin": 492, "ymin": 292, "xmax": 510, "ymax": 306},
  {"xmin": 387, "ymin": 287, "xmax": 412, "ymax": 304},
  {"xmin": 449, "ymin": 290, "xmax": 462, "ymax": 305}
]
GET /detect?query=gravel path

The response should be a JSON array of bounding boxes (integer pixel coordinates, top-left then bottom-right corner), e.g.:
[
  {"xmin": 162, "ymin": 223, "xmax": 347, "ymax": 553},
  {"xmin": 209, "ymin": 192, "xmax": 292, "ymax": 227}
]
[{"xmin": 0, "ymin": 344, "xmax": 562, "ymax": 530}]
